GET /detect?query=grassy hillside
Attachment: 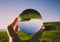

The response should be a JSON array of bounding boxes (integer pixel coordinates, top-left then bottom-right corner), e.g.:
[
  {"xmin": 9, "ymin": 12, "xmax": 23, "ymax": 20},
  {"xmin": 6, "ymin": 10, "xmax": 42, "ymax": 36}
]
[
  {"xmin": 44, "ymin": 22, "xmax": 60, "ymax": 30},
  {"xmin": 0, "ymin": 22, "xmax": 60, "ymax": 42},
  {"xmin": 19, "ymin": 9, "xmax": 42, "ymax": 21}
]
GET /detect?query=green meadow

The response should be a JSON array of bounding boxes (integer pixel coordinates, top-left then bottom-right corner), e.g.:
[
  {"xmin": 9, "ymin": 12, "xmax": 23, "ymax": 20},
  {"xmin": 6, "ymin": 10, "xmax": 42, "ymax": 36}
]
[{"xmin": 0, "ymin": 22, "xmax": 60, "ymax": 42}]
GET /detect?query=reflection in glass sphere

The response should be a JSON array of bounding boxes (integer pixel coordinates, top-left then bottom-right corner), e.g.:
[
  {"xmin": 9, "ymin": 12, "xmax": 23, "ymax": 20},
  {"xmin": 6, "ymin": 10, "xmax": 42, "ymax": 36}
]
[{"xmin": 18, "ymin": 9, "xmax": 43, "ymax": 34}]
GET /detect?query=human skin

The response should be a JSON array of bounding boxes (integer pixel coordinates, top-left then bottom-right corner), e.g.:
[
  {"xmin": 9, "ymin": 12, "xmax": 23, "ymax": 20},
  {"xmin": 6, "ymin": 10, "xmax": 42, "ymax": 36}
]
[{"xmin": 7, "ymin": 17, "xmax": 45, "ymax": 42}]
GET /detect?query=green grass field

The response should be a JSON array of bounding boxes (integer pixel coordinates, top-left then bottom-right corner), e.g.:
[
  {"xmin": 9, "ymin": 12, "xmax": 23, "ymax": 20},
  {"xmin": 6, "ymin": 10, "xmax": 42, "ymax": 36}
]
[
  {"xmin": 0, "ymin": 30, "xmax": 60, "ymax": 42},
  {"xmin": 40, "ymin": 30, "xmax": 60, "ymax": 42},
  {"xmin": 0, "ymin": 22, "xmax": 60, "ymax": 42}
]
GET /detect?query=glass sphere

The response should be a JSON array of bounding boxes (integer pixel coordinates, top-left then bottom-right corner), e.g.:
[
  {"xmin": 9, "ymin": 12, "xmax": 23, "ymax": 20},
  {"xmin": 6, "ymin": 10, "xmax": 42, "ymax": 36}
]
[{"xmin": 18, "ymin": 9, "xmax": 43, "ymax": 34}]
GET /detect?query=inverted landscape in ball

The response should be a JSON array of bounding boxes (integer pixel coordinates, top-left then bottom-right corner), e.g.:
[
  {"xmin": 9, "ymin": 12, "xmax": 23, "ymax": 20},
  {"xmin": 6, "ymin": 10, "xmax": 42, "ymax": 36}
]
[{"xmin": 18, "ymin": 9, "xmax": 43, "ymax": 34}]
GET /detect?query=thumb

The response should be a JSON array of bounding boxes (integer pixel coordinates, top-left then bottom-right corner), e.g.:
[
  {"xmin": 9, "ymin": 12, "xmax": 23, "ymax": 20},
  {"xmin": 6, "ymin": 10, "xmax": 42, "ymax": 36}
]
[
  {"xmin": 14, "ymin": 24, "xmax": 18, "ymax": 34},
  {"xmin": 10, "ymin": 17, "xmax": 18, "ymax": 27}
]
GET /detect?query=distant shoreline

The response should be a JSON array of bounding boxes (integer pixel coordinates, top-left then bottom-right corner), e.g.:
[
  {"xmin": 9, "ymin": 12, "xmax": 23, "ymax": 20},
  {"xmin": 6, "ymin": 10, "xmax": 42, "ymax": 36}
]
[{"xmin": 0, "ymin": 29, "xmax": 6, "ymax": 32}]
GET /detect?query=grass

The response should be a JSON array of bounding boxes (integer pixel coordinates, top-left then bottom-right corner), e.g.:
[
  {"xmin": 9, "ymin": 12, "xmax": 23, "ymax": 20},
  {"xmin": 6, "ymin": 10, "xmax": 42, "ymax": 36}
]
[
  {"xmin": 40, "ymin": 30, "xmax": 60, "ymax": 42},
  {"xmin": 0, "ymin": 30, "xmax": 60, "ymax": 42},
  {"xmin": 0, "ymin": 32, "xmax": 8, "ymax": 42}
]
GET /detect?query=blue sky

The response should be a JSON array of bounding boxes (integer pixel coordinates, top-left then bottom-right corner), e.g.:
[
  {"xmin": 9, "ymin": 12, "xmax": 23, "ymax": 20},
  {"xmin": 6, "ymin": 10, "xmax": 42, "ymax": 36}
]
[{"xmin": 0, "ymin": 0, "xmax": 60, "ymax": 29}]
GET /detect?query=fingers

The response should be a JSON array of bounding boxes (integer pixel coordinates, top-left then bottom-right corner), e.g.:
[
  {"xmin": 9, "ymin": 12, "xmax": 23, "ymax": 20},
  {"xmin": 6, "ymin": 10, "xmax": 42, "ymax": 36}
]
[
  {"xmin": 41, "ymin": 26, "xmax": 45, "ymax": 31},
  {"xmin": 14, "ymin": 24, "xmax": 18, "ymax": 33},
  {"xmin": 7, "ymin": 17, "xmax": 18, "ymax": 37},
  {"xmin": 10, "ymin": 17, "xmax": 18, "ymax": 27},
  {"xmin": 29, "ymin": 25, "xmax": 45, "ymax": 41}
]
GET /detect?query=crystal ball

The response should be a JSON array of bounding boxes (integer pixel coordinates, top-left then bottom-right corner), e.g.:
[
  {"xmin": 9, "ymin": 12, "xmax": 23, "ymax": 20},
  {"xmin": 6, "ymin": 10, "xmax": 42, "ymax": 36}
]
[{"xmin": 18, "ymin": 9, "xmax": 43, "ymax": 34}]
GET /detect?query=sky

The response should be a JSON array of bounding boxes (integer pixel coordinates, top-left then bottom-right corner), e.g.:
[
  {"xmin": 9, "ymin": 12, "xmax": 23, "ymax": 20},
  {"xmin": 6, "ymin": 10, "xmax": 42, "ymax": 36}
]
[{"xmin": 0, "ymin": 0, "xmax": 60, "ymax": 29}]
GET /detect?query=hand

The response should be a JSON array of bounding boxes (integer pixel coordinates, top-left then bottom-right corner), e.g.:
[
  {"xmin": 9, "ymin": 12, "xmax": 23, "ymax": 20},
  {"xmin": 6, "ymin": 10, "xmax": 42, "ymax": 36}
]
[
  {"xmin": 7, "ymin": 17, "xmax": 21, "ymax": 42},
  {"xmin": 29, "ymin": 26, "xmax": 45, "ymax": 42},
  {"xmin": 7, "ymin": 17, "xmax": 18, "ymax": 37},
  {"xmin": 7, "ymin": 17, "xmax": 45, "ymax": 42}
]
